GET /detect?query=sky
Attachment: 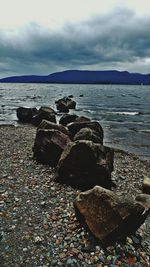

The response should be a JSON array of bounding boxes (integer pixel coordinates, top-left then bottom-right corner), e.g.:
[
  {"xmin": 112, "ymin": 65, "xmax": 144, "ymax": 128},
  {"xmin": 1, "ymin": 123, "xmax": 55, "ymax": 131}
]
[{"xmin": 0, "ymin": 0, "xmax": 150, "ymax": 78}]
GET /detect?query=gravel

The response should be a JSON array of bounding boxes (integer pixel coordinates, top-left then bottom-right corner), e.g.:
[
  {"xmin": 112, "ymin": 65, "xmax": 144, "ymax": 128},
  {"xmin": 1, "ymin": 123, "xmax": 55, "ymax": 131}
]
[{"xmin": 0, "ymin": 125, "xmax": 150, "ymax": 267}]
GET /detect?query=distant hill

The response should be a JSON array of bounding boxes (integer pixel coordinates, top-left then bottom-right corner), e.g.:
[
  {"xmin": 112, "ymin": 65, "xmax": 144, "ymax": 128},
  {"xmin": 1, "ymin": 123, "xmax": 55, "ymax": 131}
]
[{"xmin": 0, "ymin": 70, "xmax": 150, "ymax": 85}]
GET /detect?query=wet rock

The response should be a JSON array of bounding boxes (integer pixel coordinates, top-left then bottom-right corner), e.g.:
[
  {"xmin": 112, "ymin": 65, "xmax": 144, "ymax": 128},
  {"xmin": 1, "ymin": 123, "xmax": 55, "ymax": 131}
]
[
  {"xmin": 67, "ymin": 121, "xmax": 103, "ymax": 141},
  {"xmin": 33, "ymin": 129, "xmax": 71, "ymax": 166},
  {"xmin": 74, "ymin": 186, "xmax": 148, "ymax": 245},
  {"xmin": 142, "ymin": 176, "xmax": 150, "ymax": 195},
  {"xmin": 59, "ymin": 114, "xmax": 78, "ymax": 126},
  {"xmin": 32, "ymin": 106, "xmax": 56, "ymax": 126},
  {"xmin": 55, "ymin": 97, "xmax": 76, "ymax": 112},
  {"xmin": 74, "ymin": 127, "xmax": 103, "ymax": 144},
  {"xmin": 16, "ymin": 107, "xmax": 38, "ymax": 123},
  {"xmin": 37, "ymin": 120, "xmax": 70, "ymax": 136},
  {"xmin": 56, "ymin": 140, "xmax": 114, "ymax": 190}
]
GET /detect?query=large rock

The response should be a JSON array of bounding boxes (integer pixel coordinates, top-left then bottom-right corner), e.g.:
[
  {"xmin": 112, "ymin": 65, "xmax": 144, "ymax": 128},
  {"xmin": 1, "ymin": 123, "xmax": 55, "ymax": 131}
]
[
  {"xmin": 33, "ymin": 129, "xmax": 71, "ymax": 166},
  {"xmin": 16, "ymin": 107, "xmax": 38, "ymax": 123},
  {"xmin": 67, "ymin": 121, "xmax": 104, "ymax": 142},
  {"xmin": 59, "ymin": 114, "xmax": 78, "ymax": 126},
  {"xmin": 56, "ymin": 140, "xmax": 114, "ymax": 190},
  {"xmin": 32, "ymin": 106, "xmax": 56, "ymax": 126},
  {"xmin": 74, "ymin": 186, "xmax": 149, "ymax": 245},
  {"xmin": 37, "ymin": 120, "xmax": 70, "ymax": 136},
  {"xmin": 55, "ymin": 97, "xmax": 76, "ymax": 112},
  {"xmin": 74, "ymin": 127, "xmax": 103, "ymax": 144}
]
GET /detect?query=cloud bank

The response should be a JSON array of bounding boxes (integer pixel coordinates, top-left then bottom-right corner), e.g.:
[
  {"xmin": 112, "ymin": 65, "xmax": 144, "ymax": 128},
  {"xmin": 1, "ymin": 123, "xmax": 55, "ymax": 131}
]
[{"xmin": 0, "ymin": 8, "xmax": 150, "ymax": 78}]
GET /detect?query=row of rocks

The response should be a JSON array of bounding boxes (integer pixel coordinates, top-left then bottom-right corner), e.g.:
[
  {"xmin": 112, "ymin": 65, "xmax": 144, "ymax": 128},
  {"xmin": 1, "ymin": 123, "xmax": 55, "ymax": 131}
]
[
  {"xmin": 16, "ymin": 96, "xmax": 76, "ymax": 125},
  {"xmin": 16, "ymin": 100, "xmax": 150, "ymax": 245}
]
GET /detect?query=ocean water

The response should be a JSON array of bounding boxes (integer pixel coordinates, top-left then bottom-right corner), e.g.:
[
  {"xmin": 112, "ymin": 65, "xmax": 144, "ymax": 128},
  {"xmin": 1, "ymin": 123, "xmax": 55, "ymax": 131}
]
[{"xmin": 0, "ymin": 83, "xmax": 150, "ymax": 161}]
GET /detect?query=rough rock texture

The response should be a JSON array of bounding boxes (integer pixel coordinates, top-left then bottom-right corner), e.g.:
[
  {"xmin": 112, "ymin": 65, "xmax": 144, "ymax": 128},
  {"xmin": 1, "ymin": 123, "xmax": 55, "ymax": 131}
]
[
  {"xmin": 33, "ymin": 129, "xmax": 71, "ymax": 166},
  {"xmin": 37, "ymin": 120, "xmax": 70, "ymax": 136},
  {"xmin": 55, "ymin": 97, "xmax": 76, "ymax": 112},
  {"xmin": 142, "ymin": 176, "xmax": 150, "ymax": 195},
  {"xmin": 74, "ymin": 186, "xmax": 149, "ymax": 245},
  {"xmin": 74, "ymin": 127, "xmax": 103, "ymax": 144},
  {"xmin": 56, "ymin": 140, "xmax": 114, "ymax": 190},
  {"xmin": 67, "ymin": 121, "xmax": 104, "ymax": 141},
  {"xmin": 31, "ymin": 106, "xmax": 56, "ymax": 126},
  {"xmin": 16, "ymin": 107, "xmax": 38, "ymax": 123},
  {"xmin": 59, "ymin": 114, "xmax": 78, "ymax": 126}
]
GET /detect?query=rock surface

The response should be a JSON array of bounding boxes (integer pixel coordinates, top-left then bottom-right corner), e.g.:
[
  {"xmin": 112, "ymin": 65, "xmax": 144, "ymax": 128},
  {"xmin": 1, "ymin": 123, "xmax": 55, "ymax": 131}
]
[
  {"xmin": 74, "ymin": 186, "xmax": 149, "ymax": 245},
  {"xmin": 33, "ymin": 129, "xmax": 71, "ymax": 166},
  {"xmin": 55, "ymin": 97, "xmax": 76, "ymax": 112},
  {"xmin": 16, "ymin": 107, "xmax": 38, "ymax": 123},
  {"xmin": 38, "ymin": 119, "xmax": 70, "ymax": 136},
  {"xmin": 56, "ymin": 140, "xmax": 114, "ymax": 190},
  {"xmin": 74, "ymin": 127, "xmax": 103, "ymax": 144},
  {"xmin": 31, "ymin": 106, "xmax": 56, "ymax": 126},
  {"xmin": 59, "ymin": 114, "xmax": 78, "ymax": 126},
  {"xmin": 67, "ymin": 121, "xmax": 104, "ymax": 141}
]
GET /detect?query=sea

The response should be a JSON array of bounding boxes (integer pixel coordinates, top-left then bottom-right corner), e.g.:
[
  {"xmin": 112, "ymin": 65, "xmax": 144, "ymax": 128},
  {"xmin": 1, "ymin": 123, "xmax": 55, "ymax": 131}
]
[{"xmin": 0, "ymin": 83, "xmax": 150, "ymax": 161}]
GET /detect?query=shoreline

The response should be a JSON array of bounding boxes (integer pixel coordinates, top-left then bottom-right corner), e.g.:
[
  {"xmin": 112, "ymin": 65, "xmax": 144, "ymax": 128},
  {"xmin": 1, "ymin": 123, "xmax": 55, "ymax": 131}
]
[{"xmin": 0, "ymin": 125, "xmax": 150, "ymax": 266}]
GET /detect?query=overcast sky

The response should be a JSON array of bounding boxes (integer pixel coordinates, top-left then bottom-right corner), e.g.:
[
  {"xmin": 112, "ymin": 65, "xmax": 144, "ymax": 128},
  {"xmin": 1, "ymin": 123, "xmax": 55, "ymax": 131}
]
[{"xmin": 0, "ymin": 0, "xmax": 150, "ymax": 78}]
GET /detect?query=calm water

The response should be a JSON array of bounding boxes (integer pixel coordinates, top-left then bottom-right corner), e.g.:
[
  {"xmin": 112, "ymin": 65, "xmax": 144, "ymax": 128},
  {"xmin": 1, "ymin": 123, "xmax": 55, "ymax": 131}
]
[{"xmin": 0, "ymin": 83, "xmax": 150, "ymax": 161}]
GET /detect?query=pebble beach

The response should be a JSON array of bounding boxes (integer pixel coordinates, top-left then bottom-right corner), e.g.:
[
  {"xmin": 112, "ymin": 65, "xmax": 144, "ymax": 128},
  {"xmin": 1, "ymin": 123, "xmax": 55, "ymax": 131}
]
[{"xmin": 0, "ymin": 125, "xmax": 150, "ymax": 267}]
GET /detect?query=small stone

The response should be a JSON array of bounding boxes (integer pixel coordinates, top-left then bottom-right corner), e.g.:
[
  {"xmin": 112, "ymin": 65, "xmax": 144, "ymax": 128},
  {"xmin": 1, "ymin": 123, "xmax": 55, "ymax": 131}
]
[
  {"xmin": 59, "ymin": 252, "xmax": 66, "ymax": 259},
  {"xmin": 34, "ymin": 236, "xmax": 43, "ymax": 244}
]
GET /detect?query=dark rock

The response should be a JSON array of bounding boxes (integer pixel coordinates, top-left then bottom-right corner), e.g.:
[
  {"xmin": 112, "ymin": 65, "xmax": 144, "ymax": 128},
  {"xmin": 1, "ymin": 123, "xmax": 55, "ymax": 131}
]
[
  {"xmin": 59, "ymin": 114, "xmax": 78, "ymax": 126},
  {"xmin": 55, "ymin": 97, "xmax": 76, "ymax": 112},
  {"xmin": 74, "ymin": 186, "xmax": 149, "ymax": 245},
  {"xmin": 37, "ymin": 120, "xmax": 70, "ymax": 136},
  {"xmin": 79, "ymin": 94, "xmax": 83, "ymax": 97},
  {"xmin": 33, "ymin": 129, "xmax": 71, "ymax": 166},
  {"xmin": 16, "ymin": 107, "xmax": 38, "ymax": 123},
  {"xmin": 74, "ymin": 127, "xmax": 103, "ymax": 144},
  {"xmin": 31, "ymin": 106, "xmax": 56, "ymax": 126},
  {"xmin": 67, "ymin": 121, "xmax": 104, "ymax": 141},
  {"xmin": 56, "ymin": 140, "xmax": 114, "ymax": 190}
]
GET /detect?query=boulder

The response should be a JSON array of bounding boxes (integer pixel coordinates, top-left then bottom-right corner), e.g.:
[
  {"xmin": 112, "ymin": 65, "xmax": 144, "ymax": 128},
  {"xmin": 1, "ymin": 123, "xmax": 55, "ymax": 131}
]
[
  {"xmin": 55, "ymin": 97, "xmax": 76, "ymax": 112},
  {"xmin": 56, "ymin": 140, "xmax": 114, "ymax": 190},
  {"xmin": 142, "ymin": 176, "xmax": 150, "ymax": 195},
  {"xmin": 33, "ymin": 129, "xmax": 71, "ymax": 166},
  {"xmin": 16, "ymin": 107, "xmax": 38, "ymax": 123},
  {"xmin": 59, "ymin": 114, "xmax": 78, "ymax": 126},
  {"xmin": 74, "ymin": 127, "xmax": 103, "ymax": 144},
  {"xmin": 74, "ymin": 186, "xmax": 149, "ymax": 245},
  {"xmin": 32, "ymin": 106, "xmax": 56, "ymax": 126},
  {"xmin": 37, "ymin": 120, "xmax": 70, "ymax": 136},
  {"xmin": 67, "ymin": 121, "xmax": 104, "ymax": 142}
]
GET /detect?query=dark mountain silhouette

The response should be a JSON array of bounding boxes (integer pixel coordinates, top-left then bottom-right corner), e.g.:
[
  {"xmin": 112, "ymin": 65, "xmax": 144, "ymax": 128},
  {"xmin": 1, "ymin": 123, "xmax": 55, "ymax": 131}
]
[{"xmin": 0, "ymin": 70, "xmax": 150, "ymax": 85}]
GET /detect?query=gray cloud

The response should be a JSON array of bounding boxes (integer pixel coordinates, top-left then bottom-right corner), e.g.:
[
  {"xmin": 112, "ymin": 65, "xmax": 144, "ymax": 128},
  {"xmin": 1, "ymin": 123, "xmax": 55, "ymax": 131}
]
[{"xmin": 0, "ymin": 8, "xmax": 150, "ymax": 78}]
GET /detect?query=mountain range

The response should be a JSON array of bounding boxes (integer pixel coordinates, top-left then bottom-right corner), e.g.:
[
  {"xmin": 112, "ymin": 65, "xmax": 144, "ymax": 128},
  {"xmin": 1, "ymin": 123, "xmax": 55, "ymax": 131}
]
[{"xmin": 0, "ymin": 70, "xmax": 150, "ymax": 85}]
